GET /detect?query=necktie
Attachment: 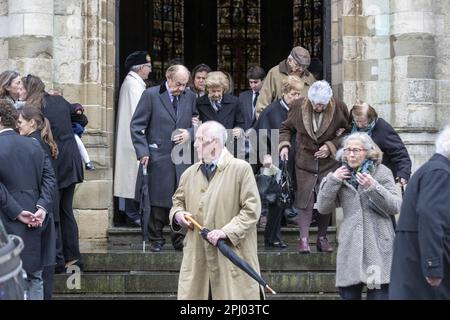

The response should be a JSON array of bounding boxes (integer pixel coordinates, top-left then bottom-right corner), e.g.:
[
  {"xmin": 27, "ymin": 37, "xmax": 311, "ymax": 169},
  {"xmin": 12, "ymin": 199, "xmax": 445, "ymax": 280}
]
[
  {"xmin": 203, "ymin": 163, "xmax": 216, "ymax": 180},
  {"xmin": 172, "ymin": 96, "xmax": 178, "ymax": 115},
  {"xmin": 253, "ymin": 92, "xmax": 259, "ymax": 108}
]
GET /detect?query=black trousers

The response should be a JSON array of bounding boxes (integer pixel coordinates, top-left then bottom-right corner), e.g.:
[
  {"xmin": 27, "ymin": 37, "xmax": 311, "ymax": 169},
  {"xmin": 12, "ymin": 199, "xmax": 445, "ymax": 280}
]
[
  {"xmin": 264, "ymin": 203, "xmax": 283, "ymax": 245},
  {"xmin": 148, "ymin": 206, "xmax": 184, "ymax": 249},
  {"xmin": 338, "ymin": 283, "xmax": 389, "ymax": 300},
  {"xmin": 59, "ymin": 184, "xmax": 81, "ymax": 262},
  {"xmin": 122, "ymin": 197, "xmax": 140, "ymax": 222}
]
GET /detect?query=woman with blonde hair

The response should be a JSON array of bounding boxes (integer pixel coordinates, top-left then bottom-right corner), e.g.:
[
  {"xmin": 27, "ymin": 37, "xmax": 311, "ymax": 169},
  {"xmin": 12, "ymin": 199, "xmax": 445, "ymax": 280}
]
[
  {"xmin": 317, "ymin": 132, "xmax": 402, "ymax": 299},
  {"xmin": 196, "ymin": 71, "xmax": 244, "ymax": 137}
]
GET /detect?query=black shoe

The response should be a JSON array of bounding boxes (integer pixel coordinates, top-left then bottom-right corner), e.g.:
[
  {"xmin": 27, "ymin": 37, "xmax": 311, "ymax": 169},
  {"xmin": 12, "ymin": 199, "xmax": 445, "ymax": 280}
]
[
  {"xmin": 150, "ymin": 243, "xmax": 162, "ymax": 252},
  {"xmin": 126, "ymin": 218, "xmax": 141, "ymax": 228},
  {"xmin": 265, "ymin": 241, "xmax": 288, "ymax": 249},
  {"xmin": 85, "ymin": 162, "xmax": 95, "ymax": 170},
  {"xmin": 54, "ymin": 264, "xmax": 66, "ymax": 274}
]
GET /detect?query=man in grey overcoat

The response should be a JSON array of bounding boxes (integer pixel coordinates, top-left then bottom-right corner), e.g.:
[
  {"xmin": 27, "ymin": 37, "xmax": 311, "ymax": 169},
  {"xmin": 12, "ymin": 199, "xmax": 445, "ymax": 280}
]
[
  {"xmin": 130, "ymin": 64, "xmax": 197, "ymax": 252},
  {"xmin": 389, "ymin": 126, "xmax": 450, "ymax": 299}
]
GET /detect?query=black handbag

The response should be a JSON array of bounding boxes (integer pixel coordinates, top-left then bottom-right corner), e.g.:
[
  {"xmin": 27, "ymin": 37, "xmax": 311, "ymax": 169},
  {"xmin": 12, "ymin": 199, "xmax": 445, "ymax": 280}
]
[
  {"xmin": 277, "ymin": 160, "xmax": 295, "ymax": 208},
  {"xmin": 256, "ymin": 173, "xmax": 281, "ymax": 205}
]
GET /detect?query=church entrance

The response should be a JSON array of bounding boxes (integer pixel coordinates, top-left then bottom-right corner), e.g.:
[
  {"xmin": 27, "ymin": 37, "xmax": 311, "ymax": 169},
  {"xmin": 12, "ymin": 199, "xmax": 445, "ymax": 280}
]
[
  {"xmin": 114, "ymin": 0, "xmax": 330, "ymax": 226},
  {"xmin": 118, "ymin": 0, "xmax": 330, "ymax": 93}
]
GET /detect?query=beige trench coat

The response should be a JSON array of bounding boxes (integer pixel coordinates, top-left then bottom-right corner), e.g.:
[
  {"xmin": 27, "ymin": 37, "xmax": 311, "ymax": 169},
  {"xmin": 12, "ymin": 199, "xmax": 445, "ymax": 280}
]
[
  {"xmin": 170, "ymin": 149, "xmax": 262, "ymax": 300},
  {"xmin": 114, "ymin": 72, "xmax": 146, "ymax": 198},
  {"xmin": 255, "ymin": 59, "xmax": 316, "ymax": 118}
]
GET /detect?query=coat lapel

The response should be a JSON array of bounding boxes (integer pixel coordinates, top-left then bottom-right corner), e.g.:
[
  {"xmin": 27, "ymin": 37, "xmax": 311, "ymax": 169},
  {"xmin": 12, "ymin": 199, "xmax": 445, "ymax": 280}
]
[
  {"xmin": 176, "ymin": 93, "xmax": 186, "ymax": 123},
  {"xmin": 315, "ymin": 98, "xmax": 336, "ymax": 139},
  {"xmin": 159, "ymin": 92, "xmax": 177, "ymax": 123},
  {"xmin": 301, "ymin": 99, "xmax": 316, "ymax": 141}
]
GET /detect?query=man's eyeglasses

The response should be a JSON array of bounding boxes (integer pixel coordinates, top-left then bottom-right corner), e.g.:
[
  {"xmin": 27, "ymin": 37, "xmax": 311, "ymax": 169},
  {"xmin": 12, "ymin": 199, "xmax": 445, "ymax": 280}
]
[{"xmin": 343, "ymin": 148, "xmax": 366, "ymax": 155}]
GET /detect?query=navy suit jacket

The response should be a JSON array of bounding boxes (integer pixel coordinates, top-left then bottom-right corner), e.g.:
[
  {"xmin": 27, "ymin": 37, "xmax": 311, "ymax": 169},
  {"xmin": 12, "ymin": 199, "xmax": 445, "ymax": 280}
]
[{"xmin": 238, "ymin": 90, "xmax": 256, "ymax": 131}]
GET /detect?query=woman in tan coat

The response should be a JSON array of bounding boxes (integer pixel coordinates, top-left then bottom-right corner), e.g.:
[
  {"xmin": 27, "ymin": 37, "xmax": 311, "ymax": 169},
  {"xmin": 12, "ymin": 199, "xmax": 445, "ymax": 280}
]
[
  {"xmin": 279, "ymin": 81, "xmax": 350, "ymax": 253},
  {"xmin": 170, "ymin": 121, "xmax": 262, "ymax": 300}
]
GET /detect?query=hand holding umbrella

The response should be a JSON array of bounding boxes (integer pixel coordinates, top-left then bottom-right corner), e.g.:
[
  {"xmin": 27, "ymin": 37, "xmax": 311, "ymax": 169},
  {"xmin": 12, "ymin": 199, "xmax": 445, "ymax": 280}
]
[{"xmin": 184, "ymin": 215, "xmax": 276, "ymax": 295}]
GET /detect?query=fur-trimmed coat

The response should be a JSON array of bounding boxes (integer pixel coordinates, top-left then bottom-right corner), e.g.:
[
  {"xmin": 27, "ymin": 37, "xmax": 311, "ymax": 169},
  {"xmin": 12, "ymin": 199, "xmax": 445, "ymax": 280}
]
[
  {"xmin": 317, "ymin": 164, "xmax": 402, "ymax": 287},
  {"xmin": 279, "ymin": 97, "xmax": 350, "ymax": 209}
]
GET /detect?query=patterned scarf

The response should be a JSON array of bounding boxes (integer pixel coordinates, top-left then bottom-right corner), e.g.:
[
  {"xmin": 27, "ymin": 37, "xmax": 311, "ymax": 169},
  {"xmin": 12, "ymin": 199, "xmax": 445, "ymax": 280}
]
[
  {"xmin": 345, "ymin": 159, "xmax": 375, "ymax": 189},
  {"xmin": 351, "ymin": 118, "xmax": 377, "ymax": 136}
]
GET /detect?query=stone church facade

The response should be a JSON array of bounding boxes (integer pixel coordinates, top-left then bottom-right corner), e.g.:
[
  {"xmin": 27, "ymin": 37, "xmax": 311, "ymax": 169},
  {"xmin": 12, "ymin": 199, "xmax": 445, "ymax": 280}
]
[{"xmin": 0, "ymin": 0, "xmax": 448, "ymax": 248}]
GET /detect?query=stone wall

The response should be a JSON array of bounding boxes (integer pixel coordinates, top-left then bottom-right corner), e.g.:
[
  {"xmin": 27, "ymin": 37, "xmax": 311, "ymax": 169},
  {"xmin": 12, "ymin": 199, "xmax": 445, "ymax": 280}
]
[
  {"xmin": 0, "ymin": 0, "xmax": 116, "ymax": 249},
  {"xmin": 333, "ymin": 0, "xmax": 450, "ymax": 171}
]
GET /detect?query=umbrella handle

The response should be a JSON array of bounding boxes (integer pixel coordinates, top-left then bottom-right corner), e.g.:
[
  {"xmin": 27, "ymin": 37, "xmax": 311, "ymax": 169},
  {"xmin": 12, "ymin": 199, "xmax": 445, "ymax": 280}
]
[
  {"xmin": 185, "ymin": 215, "xmax": 203, "ymax": 230},
  {"xmin": 143, "ymin": 166, "xmax": 148, "ymax": 176}
]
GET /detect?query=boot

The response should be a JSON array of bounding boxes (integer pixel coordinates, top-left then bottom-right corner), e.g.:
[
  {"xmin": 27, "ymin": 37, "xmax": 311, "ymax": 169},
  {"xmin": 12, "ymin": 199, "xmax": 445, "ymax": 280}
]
[
  {"xmin": 298, "ymin": 237, "xmax": 310, "ymax": 254},
  {"xmin": 316, "ymin": 236, "xmax": 333, "ymax": 252}
]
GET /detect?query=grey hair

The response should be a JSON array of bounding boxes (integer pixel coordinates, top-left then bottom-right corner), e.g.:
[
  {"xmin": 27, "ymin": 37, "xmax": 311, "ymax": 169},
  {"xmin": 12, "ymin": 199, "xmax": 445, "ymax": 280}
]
[
  {"xmin": 308, "ymin": 80, "xmax": 333, "ymax": 106},
  {"xmin": 199, "ymin": 121, "xmax": 228, "ymax": 146},
  {"xmin": 166, "ymin": 64, "xmax": 190, "ymax": 80},
  {"xmin": 336, "ymin": 132, "xmax": 383, "ymax": 164},
  {"xmin": 130, "ymin": 64, "xmax": 145, "ymax": 73},
  {"xmin": 435, "ymin": 125, "xmax": 450, "ymax": 157}
]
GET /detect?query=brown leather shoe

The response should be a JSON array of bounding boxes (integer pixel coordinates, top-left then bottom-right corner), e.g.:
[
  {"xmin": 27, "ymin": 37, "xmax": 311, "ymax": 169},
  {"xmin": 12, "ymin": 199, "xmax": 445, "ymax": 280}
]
[
  {"xmin": 298, "ymin": 237, "xmax": 310, "ymax": 253},
  {"xmin": 317, "ymin": 236, "xmax": 333, "ymax": 252}
]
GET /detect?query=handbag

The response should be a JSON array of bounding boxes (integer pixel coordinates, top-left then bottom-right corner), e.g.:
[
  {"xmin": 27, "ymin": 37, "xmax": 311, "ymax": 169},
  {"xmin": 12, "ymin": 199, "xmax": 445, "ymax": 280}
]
[
  {"xmin": 277, "ymin": 160, "xmax": 295, "ymax": 208},
  {"xmin": 256, "ymin": 173, "xmax": 281, "ymax": 204}
]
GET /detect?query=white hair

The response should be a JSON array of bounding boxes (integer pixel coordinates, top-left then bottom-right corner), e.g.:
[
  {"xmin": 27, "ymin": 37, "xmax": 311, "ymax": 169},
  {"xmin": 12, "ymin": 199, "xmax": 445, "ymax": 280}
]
[
  {"xmin": 199, "ymin": 121, "xmax": 228, "ymax": 146},
  {"xmin": 130, "ymin": 64, "xmax": 145, "ymax": 73},
  {"xmin": 308, "ymin": 80, "xmax": 333, "ymax": 105},
  {"xmin": 435, "ymin": 125, "xmax": 450, "ymax": 157},
  {"xmin": 336, "ymin": 132, "xmax": 383, "ymax": 164}
]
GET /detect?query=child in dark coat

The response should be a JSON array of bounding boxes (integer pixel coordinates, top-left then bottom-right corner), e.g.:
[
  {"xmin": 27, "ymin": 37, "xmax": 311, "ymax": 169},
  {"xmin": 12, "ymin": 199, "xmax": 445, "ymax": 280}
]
[{"xmin": 71, "ymin": 103, "xmax": 94, "ymax": 170}]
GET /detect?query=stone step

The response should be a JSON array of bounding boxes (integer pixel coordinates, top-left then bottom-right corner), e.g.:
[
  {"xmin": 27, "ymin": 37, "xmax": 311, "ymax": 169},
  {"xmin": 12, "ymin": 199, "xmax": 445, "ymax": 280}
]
[
  {"xmin": 107, "ymin": 226, "xmax": 337, "ymax": 250},
  {"xmin": 73, "ymin": 251, "xmax": 336, "ymax": 272},
  {"xmin": 52, "ymin": 293, "xmax": 340, "ymax": 300},
  {"xmin": 53, "ymin": 271, "xmax": 337, "ymax": 294}
]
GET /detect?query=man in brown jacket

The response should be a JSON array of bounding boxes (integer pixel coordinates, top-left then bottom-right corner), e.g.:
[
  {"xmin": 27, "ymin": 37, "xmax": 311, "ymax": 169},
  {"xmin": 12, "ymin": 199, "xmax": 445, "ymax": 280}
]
[
  {"xmin": 255, "ymin": 46, "xmax": 316, "ymax": 118},
  {"xmin": 279, "ymin": 80, "xmax": 350, "ymax": 253}
]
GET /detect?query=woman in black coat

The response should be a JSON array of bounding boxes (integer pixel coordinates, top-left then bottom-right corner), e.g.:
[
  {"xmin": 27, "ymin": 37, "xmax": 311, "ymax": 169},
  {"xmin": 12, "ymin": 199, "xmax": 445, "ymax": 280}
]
[
  {"xmin": 349, "ymin": 102, "xmax": 412, "ymax": 185},
  {"xmin": 18, "ymin": 106, "xmax": 60, "ymax": 299},
  {"xmin": 0, "ymin": 100, "xmax": 56, "ymax": 299},
  {"xmin": 196, "ymin": 71, "xmax": 245, "ymax": 131},
  {"xmin": 22, "ymin": 75, "xmax": 83, "ymax": 270}
]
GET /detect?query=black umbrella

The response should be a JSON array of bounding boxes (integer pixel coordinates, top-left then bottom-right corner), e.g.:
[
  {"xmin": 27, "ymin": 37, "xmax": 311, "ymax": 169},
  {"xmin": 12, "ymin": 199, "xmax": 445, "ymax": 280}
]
[
  {"xmin": 138, "ymin": 165, "xmax": 151, "ymax": 252},
  {"xmin": 185, "ymin": 215, "xmax": 276, "ymax": 295}
]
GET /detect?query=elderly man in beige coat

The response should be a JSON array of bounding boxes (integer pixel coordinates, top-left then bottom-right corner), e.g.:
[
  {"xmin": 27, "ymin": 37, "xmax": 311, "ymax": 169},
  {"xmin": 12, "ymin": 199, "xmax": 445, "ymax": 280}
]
[
  {"xmin": 114, "ymin": 51, "xmax": 152, "ymax": 226},
  {"xmin": 255, "ymin": 46, "xmax": 316, "ymax": 118},
  {"xmin": 170, "ymin": 121, "xmax": 262, "ymax": 300}
]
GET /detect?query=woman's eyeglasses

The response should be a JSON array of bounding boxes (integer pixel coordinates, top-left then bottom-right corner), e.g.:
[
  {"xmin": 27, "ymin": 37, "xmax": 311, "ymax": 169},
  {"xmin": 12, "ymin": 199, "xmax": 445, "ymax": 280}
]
[{"xmin": 344, "ymin": 148, "xmax": 366, "ymax": 155}]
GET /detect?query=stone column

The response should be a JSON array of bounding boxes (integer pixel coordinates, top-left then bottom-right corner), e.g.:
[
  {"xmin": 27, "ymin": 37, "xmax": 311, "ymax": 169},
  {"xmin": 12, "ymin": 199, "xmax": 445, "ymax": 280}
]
[
  {"xmin": 3, "ymin": 0, "xmax": 54, "ymax": 82},
  {"xmin": 390, "ymin": 0, "xmax": 442, "ymax": 169},
  {"xmin": 71, "ymin": 0, "xmax": 116, "ymax": 250}
]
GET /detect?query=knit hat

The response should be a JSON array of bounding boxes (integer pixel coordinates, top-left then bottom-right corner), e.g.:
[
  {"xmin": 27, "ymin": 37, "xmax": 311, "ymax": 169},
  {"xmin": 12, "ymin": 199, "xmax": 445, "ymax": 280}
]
[
  {"xmin": 290, "ymin": 46, "xmax": 311, "ymax": 67},
  {"xmin": 124, "ymin": 51, "xmax": 152, "ymax": 71},
  {"xmin": 308, "ymin": 80, "xmax": 333, "ymax": 105}
]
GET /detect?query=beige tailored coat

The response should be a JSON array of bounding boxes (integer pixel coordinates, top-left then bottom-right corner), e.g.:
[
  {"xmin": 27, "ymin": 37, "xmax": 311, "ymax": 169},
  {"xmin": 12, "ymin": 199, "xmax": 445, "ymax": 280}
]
[
  {"xmin": 114, "ymin": 71, "xmax": 146, "ymax": 198},
  {"xmin": 255, "ymin": 59, "xmax": 316, "ymax": 118},
  {"xmin": 169, "ymin": 149, "xmax": 262, "ymax": 300}
]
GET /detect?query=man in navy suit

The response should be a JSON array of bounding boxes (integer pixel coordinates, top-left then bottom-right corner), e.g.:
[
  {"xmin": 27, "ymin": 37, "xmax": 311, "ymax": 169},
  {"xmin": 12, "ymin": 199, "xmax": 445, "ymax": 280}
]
[
  {"xmin": 130, "ymin": 64, "xmax": 197, "ymax": 252},
  {"xmin": 238, "ymin": 66, "xmax": 266, "ymax": 131}
]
